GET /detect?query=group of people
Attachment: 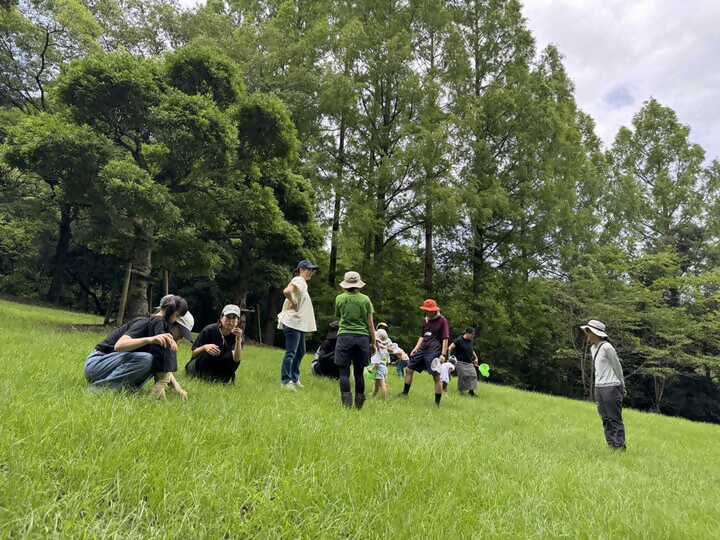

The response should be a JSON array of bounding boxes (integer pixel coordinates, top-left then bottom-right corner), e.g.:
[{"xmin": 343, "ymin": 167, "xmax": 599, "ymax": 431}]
[{"xmin": 83, "ymin": 260, "xmax": 627, "ymax": 450}]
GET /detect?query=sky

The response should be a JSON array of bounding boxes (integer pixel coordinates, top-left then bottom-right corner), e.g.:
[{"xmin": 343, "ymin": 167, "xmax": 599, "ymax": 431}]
[
  {"xmin": 522, "ymin": 0, "xmax": 720, "ymax": 160},
  {"xmin": 178, "ymin": 0, "xmax": 720, "ymax": 160}
]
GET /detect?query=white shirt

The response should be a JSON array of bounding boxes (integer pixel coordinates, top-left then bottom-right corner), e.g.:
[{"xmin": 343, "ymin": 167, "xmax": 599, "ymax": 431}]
[
  {"xmin": 440, "ymin": 361, "xmax": 455, "ymax": 383},
  {"xmin": 277, "ymin": 276, "xmax": 317, "ymax": 333},
  {"xmin": 592, "ymin": 342, "xmax": 624, "ymax": 387}
]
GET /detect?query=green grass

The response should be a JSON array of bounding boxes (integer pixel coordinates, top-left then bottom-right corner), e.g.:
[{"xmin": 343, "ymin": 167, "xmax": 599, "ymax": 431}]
[{"xmin": 0, "ymin": 298, "xmax": 718, "ymax": 539}]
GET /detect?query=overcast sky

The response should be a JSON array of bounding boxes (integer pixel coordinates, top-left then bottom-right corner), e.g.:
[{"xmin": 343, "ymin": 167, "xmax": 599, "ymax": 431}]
[
  {"xmin": 178, "ymin": 0, "xmax": 720, "ymax": 160},
  {"xmin": 522, "ymin": 0, "xmax": 720, "ymax": 160}
]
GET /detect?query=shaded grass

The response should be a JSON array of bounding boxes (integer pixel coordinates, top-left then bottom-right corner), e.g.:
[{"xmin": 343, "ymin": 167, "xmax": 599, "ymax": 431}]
[{"xmin": 0, "ymin": 298, "xmax": 718, "ymax": 538}]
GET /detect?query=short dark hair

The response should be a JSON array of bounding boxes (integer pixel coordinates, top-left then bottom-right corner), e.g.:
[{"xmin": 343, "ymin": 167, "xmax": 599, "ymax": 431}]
[
  {"xmin": 465, "ymin": 327, "xmax": 476, "ymax": 335},
  {"xmin": 159, "ymin": 295, "xmax": 188, "ymax": 322}
]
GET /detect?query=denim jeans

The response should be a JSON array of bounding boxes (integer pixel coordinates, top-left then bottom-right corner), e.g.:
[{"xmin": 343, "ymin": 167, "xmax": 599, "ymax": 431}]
[
  {"xmin": 281, "ymin": 327, "xmax": 306, "ymax": 384},
  {"xmin": 84, "ymin": 350, "xmax": 154, "ymax": 390}
]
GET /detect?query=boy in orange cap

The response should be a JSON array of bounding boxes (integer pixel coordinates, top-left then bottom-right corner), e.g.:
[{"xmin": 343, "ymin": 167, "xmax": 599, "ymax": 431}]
[{"xmin": 400, "ymin": 299, "xmax": 450, "ymax": 407}]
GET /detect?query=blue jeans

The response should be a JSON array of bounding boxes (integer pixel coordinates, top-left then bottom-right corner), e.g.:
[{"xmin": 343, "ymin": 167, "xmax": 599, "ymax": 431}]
[
  {"xmin": 281, "ymin": 327, "xmax": 306, "ymax": 384},
  {"xmin": 84, "ymin": 350, "xmax": 154, "ymax": 390}
]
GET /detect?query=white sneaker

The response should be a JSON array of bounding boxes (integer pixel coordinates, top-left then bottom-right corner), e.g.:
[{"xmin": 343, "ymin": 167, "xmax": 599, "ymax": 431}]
[
  {"xmin": 294, "ymin": 381, "xmax": 304, "ymax": 388},
  {"xmin": 281, "ymin": 382, "xmax": 296, "ymax": 391}
]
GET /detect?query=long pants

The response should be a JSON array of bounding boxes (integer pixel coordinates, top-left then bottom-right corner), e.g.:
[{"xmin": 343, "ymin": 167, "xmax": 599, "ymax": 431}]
[
  {"xmin": 335, "ymin": 335, "xmax": 370, "ymax": 397},
  {"xmin": 596, "ymin": 385, "xmax": 626, "ymax": 448},
  {"xmin": 84, "ymin": 350, "xmax": 154, "ymax": 390},
  {"xmin": 281, "ymin": 327, "xmax": 306, "ymax": 384},
  {"xmin": 338, "ymin": 362, "xmax": 365, "ymax": 396}
]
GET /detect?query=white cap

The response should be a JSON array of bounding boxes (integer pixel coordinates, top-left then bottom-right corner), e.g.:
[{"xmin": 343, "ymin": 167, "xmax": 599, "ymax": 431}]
[
  {"xmin": 175, "ymin": 311, "xmax": 194, "ymax": 342},
  {"xmin": 222, "ymin": 304, "xmax": 242, "ymax": 317}
]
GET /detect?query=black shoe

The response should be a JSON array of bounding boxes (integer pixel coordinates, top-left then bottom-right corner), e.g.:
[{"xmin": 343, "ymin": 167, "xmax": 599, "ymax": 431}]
[
  {"xmin": 397, "ymin": 392, "xmax": 409, "ymax": 398},
  {"xmin": 355, "ymin": 393, "xmax": 366, "ymax": 410},
  {"xmin": 341, "ymin": 392, "xmax": 353, "ymax": 408}
]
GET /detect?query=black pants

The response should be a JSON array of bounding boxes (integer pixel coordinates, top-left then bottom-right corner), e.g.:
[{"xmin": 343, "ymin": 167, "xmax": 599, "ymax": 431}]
[
  {"xmin": 335, "ymin": 335, "xmax": 370, "ymax": 396},
  {"xmin": 596, "ymin": 385, "xmax": 626, "ymax": 448},
  {"xmin": 186, "ymin": 353, "xmax": 237, "ymax": 384}
]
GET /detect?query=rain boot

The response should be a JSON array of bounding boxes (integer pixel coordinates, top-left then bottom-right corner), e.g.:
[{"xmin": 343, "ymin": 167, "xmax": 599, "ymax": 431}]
[
  {"xmin": 354, "ymin": 393, "xmax": 366, "ymax": 410},
  {"xmin": 341, "ymin": 391, "xmax": 353, "ymax": 408}
]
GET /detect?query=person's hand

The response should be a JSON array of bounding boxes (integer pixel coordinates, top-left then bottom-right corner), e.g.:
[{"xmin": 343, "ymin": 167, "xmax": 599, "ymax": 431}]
[
  {"xmin": 410, "ymin": 349, "xmax": 418, "ymax": 357},
  {"xmin": 205, "ymin": 344, "xmax": 221, "ymax": 356},
  {"xmin": 153, "ymin": 333, "xmax": 177, "ymax": 351},
  {"xmin": 622, "ymin": 386, "xmax": 628, "ymax": 397},
  {"xmin": 175, "ymin": 387, "xmax": 189, "ymax": 401},
  {"xmin": 231, "ymin": 327, "xmax": 243, "ymax": 339}
]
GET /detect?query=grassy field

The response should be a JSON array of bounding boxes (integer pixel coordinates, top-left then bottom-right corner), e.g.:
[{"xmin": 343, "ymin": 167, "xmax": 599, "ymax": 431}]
[{"xmin": 0, "ymin": 298, "xmax": 718, "ymax": 539}]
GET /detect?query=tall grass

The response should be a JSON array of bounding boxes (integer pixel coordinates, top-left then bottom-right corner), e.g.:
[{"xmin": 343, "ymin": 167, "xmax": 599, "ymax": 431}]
[{"xmin": 0, "ymin": 298, "xmax": 718, "ymax": 538}]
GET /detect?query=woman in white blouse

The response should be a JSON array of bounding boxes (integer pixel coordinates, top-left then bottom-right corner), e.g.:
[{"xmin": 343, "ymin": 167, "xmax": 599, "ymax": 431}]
[{"xmin": 277, "ymin": 259, "xmax": 318, "ymax": 390}]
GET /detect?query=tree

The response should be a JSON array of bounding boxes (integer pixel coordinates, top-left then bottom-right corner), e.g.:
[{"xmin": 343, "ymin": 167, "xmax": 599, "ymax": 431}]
[
  {"xmin": 54, "ymin": 50, "xmax": 236, "ymax": 318},
  {"xmin": 0, "ymin": 0, "xmax": 101, "ymax": 112},
  {"xmin": 3, "ymin": 114, "xmax": 112, "ymax": 302}
]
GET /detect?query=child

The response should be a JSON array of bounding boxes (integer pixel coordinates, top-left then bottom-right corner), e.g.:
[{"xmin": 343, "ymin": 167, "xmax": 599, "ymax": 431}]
[
  {"xmin": 368, "ymin": 350, "xmax": 389, "ymax": 399},
  {"xmin": 440, "ymin": 356, "xmax": 456, "ymax": 393}
]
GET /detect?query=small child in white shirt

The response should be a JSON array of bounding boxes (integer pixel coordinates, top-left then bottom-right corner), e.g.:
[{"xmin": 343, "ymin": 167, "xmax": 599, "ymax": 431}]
[
  {"xmin": 368, "ymin": 350, "xmax": 389, "ymax": 399},
  {"xmin": 439, "ymin": 356, "xmax": 456, "ymax": 393}
]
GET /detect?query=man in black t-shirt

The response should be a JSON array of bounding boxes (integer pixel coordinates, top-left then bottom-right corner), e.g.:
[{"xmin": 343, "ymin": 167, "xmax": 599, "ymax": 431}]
[
  {"xmin": 185, "ymin": 304, "xmax": 244, "ymax": 383},
  {"xmin": 448, "ymin": 327, "xmax": 480, "ymax": 396}
]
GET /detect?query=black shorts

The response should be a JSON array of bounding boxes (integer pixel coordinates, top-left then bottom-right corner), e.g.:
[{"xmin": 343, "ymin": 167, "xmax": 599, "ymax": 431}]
[
  {"xmin": 407, "ymin": 346, "xmax": 441, "ymax": 375},
  {"xmin": 334, "ymin": 335, "xmax": 371, "ymax": 368}
]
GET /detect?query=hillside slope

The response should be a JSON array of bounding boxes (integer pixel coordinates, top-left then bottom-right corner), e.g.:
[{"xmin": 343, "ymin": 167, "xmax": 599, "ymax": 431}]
[{"xmin": 0, "ymin": 299, "xmax": 718, "ymax": 538}]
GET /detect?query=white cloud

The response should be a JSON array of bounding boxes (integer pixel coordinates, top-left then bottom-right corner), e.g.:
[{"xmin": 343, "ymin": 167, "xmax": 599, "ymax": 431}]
[{"xmin": 522, "ymin": 0, "xmax": 720, "ymax": 160}]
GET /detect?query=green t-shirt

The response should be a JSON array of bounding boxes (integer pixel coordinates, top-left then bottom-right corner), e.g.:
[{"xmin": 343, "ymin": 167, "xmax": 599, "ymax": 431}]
[{"xmin": 335, "ymin": 292, "xmax": 374, "ymax": 336}]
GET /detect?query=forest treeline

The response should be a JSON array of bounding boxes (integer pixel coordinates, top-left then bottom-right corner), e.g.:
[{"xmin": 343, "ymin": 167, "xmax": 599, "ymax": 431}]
[{"xmin": 2, "ymin": 0, "xmax": 719, "ymax": 422}]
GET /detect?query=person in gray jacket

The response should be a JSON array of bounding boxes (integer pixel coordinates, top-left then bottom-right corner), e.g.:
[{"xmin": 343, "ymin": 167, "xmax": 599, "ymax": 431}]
[{"xmin": 581, "ymin": 320, "xmax": 627, "ymax": 451}]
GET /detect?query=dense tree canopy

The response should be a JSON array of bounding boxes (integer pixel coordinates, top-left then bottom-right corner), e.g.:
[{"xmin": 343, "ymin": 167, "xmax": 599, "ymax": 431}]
[{"xmin": 1, "ymin": 0, "xmax": 719, "ymax": 422}]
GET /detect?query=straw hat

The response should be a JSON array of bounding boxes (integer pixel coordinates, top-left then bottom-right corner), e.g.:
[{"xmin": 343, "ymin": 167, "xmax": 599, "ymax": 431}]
[
  {"xmin": 580, "ymin": 319, "xmax": 608, "ymax": 338},
  {"xmin": 340, "ymin": 271, "xmax": 366, "ymax": 289}
]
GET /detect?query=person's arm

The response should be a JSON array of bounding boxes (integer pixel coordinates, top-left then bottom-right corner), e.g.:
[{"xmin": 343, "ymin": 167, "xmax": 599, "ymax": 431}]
[
  {"xmin": 448, "ymin": 342, "xmax": 456, "ymax": 354},
  {"xmin": 410, "ymin": 337, "xmax": 423, "ymax": 356},
  {"xmin": 115, "ymin": 333, "xmax": 176, "ymax": 353},
  {"xmin": 368, "ymin": 312, "xmax": 377, "ymax": 353},
  {"xmin": 232, "ymin": 328, "xmax": 243, "ymax": 363},
  {"xmin": 440, "ymin": 318, "xmax": 450, "ymax": 359},
  {"xmin": 473, "ymin": 350, "xmax": 479, "ymax": 365},
  {"xmin": 190, "ymin": 329, "xmax": 220, "ymax": 358},
  {"xmin": 607, "ymin": 347, "xmax": 625, "ymax": 387},
  {"xmin": 283, "ymin": 281, "xmax": 299, "ymax": 311}
]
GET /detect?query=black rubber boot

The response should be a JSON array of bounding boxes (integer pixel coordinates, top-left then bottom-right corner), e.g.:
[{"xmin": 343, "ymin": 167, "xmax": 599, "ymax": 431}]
[
  {"xmin": 341, "ymin": 392, "xmax": 353, "ymax": 408},
  {"xmin": 354, "ymin": 393, "xmax": 366, "ymax": 410}
]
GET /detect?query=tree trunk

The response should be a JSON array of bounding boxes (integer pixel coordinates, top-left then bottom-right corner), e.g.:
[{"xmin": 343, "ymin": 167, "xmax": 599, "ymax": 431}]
[
  {"xmin": 472, "ymin": 222, "xmax": 484, "ymax": 295},
  {"xmin": 328, "ymin": 115, "xmax": 346, "ymax": 287},
  {"xmin": 47, "ymin": 207, "xmax": 73, "ymax": 304},
  {"xmin": 424, "ymin": 196, "xmax": 433, "ymax": 295},
  {"xmin": 126, "ymin": 231, "xmax": 152, "ymax": 320},
  {"xmin": 263, "ymin": 286, "xmax": 284, "ymax": 346}
]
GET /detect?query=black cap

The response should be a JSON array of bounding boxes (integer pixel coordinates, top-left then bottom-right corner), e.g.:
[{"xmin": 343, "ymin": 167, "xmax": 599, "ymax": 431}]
[{"xmin": 297, "ymin": 259, "xmax": 319, "ymax": 271}]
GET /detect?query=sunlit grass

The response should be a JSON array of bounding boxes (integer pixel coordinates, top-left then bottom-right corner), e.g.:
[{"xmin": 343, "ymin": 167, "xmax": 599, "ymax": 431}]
[{"xmin": 0, "ymin": 298, "xmax": 718, "ymax": 538}]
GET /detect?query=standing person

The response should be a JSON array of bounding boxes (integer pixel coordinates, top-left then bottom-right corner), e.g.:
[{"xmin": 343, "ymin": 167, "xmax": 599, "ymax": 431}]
[
  {"xmin": 334, "ymin": 271, "xmax": 376, "ymax": 409},
  {"xmin": 277, "ymin": 259, "xmax": 319, "ymax": 390},
  {"xmin": 185, "ymin": 304, "xmax": 244, "ymax": 383},
  {"xmin": 448, "ymin": 328, "xmax": 480, "ymax": 397},
  {"xmin": 84, "ymin": 294, "xmax": 193, "ymax": 399},
  {"xmin": 368, "ymin": 352, "xmax": 389, "ymax": 400},
  {"xmin": 400, "ymin": 299, "xmax": 450, "ymax": 407},
  {"xmin": 581, "ymin": 320, "xmax": 627, "ymax": 451}
]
